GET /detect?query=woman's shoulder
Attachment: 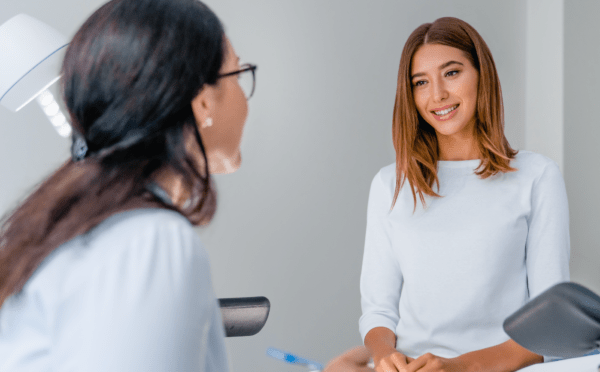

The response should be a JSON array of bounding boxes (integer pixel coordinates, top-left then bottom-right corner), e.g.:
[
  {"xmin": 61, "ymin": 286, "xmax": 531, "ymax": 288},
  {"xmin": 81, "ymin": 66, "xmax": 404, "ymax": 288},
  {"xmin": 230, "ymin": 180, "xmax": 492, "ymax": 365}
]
[
  {"xmin": 93, "ymin": 208, "xmax": 194, "ymax": 242},
  {"xmin": 67, "ymin": 208, "xmax": 200, "ymax": 265},
  {"xmin": 373, "ymin": 162, "xmax": 397, "ymax": 184},
  {"xmin": 367, "ymin": 162, "xmax": 397, "ymax": 195},
  {"xmin": 512, "ymin": 150, "xmax": 558, "ymax": 167},
  {"xmin": 0, "ymin": 208, "xmax": 219, "ymax": 370},
  {"xmin": 511, "ymin": 150, "xmax": 561, "ymax": 178},
  {"xmin": 93, "ymin": 207, "xmax": 193, "ymax": 234},
  {"xmin": 23, "ymin": 208, "xmax": 204, "ymax": 306}
]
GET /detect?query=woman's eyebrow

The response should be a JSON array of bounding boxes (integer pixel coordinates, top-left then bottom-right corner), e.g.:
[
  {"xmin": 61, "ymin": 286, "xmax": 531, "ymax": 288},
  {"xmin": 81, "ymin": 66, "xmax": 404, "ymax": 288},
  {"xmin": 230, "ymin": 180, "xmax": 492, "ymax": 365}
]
[{"xmin": 411, "ymin": 60, "xmax": 464, "ymax": 80}]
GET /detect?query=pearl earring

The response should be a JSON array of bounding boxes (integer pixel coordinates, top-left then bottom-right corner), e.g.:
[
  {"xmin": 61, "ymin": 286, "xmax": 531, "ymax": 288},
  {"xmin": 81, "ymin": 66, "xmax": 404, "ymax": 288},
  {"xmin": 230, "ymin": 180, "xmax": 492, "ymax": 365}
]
[{"xmin": 203, "ymin": 117, "xmax": 213, "ymax": 128}]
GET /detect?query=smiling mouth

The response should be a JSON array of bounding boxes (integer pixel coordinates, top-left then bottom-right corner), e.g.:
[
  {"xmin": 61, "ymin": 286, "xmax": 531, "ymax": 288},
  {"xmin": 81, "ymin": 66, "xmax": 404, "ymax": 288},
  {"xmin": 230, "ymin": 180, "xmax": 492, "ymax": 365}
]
[{"xmin": 432, "ymin": 104, "xmax": 459, "ymax": 116}]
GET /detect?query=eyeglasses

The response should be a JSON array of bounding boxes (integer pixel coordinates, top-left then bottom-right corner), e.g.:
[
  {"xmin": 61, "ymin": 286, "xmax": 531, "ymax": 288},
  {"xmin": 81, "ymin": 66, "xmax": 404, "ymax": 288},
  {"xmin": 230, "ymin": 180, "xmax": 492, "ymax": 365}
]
[{"xmin": 218, "ymin": 63, "xmax": 257, "ymax": 100}]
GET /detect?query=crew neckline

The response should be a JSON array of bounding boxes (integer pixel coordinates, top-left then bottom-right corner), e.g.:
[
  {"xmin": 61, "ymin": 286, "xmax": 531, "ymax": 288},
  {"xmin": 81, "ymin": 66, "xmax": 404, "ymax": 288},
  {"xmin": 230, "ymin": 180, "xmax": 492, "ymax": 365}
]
[{"xmin": 437, "ymin": 158, "xmax": 482, "ymax": 169}]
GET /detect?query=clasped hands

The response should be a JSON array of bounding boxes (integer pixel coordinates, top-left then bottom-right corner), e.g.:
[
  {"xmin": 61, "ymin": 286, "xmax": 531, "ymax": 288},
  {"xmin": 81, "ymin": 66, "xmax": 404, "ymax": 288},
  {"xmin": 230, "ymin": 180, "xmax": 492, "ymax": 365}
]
[
  {"xmin": 323, "ymin": 347, "xmax": 471, "ymax": 372},
  {"xmin": 374, "ymin": 351, "xmax": 470, "ymax": 372}
]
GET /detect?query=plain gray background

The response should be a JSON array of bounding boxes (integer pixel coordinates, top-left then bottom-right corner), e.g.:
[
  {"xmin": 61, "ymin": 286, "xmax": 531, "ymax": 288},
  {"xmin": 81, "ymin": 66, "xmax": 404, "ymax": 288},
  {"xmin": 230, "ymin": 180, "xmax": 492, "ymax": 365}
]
[{"xmin": 0, "ymin": 1, "xmax": 596, "ymax": 371}]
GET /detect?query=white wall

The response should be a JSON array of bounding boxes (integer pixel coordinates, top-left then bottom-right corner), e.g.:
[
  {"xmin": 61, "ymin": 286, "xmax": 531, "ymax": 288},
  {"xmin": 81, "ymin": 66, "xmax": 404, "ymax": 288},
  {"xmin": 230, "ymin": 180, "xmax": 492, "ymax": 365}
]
[
  {"xmin": 523, "ymin": 0, "xmax": 600, "ymax": 297},
  {"xmin": 563, "ymin": 1, "xmax": 600, "ymax": 295},
  {"xmin": 525, "ymin": 0, "xmax": 564, "ymax": 171},
  {"xmin": 1, "ymin": 1, "xmax": 529, "ymax": 371}
]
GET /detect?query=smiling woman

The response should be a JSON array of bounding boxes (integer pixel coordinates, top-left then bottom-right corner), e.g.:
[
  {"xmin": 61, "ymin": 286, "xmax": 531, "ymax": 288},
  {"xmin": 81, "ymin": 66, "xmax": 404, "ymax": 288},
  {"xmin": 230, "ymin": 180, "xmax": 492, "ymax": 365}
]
[
  {"xmin": 357, "ymin": 17, "xmax": 570, "ymax": 372},
  {"xmin": 411, "ymin": 44, "xmax": 480, "ymax": 160},
  {"xmin": 391, "ymin": 17, "xmax": 517, "ymax": 211}
]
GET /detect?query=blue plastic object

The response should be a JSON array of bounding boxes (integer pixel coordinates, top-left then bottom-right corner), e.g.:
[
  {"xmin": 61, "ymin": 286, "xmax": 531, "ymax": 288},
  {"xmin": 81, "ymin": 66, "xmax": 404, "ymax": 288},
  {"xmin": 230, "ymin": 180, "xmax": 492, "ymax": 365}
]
[{"xmin": 266, "ymin": 347, "xmax": 324, "ymax": 370}]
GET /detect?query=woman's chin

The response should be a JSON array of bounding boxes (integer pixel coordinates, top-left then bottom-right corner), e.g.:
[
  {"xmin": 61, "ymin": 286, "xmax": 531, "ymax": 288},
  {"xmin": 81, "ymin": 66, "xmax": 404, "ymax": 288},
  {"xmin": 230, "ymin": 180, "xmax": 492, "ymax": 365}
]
[{"xmin": 210, "ymin": 153, "xmax": 242, "ymax": 175}]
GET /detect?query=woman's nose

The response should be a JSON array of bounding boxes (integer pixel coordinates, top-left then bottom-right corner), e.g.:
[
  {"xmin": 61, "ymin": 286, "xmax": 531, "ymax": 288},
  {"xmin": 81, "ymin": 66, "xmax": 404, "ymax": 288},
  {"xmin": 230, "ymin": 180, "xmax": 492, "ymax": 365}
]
[{"xmin": 431, "ymin": 79, "xmax": 449, "ymax": 102}]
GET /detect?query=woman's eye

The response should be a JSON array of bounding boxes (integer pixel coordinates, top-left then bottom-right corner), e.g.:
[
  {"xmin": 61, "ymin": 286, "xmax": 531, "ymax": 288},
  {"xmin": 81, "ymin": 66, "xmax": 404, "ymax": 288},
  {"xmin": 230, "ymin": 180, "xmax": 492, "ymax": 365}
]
[
  {"xmin": 446, "ymin": 70, "xmax": 459, "ymax": 77},
  {"xmin": 413, "ymin": 80, "xmax": 425, "ymax": 87}
]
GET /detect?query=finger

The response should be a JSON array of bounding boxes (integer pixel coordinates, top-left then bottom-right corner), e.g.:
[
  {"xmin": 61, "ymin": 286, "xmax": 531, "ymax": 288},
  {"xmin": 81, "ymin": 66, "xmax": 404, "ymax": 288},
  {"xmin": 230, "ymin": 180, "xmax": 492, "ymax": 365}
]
[
  {"xmin": 406, "ymin": 356, "xmax": 415, "ymax": 363},
  {"xmin": 377, "ymin": 358, "xmax": 400, "ymax": 372},
  {"xmin": 404, "ymin": 354, "xmax": 429, "ymax": 372},
  {"xmin": 389, "ymin": 353, "xmax": 409, "ymax": 372}
]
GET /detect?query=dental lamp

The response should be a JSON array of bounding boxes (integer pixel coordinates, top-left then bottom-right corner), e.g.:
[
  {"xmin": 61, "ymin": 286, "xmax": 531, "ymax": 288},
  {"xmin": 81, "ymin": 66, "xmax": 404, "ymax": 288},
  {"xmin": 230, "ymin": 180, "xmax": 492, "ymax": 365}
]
[{"xmin": 0, "ymin": 14, "xmax": 71, "ymax": 137}]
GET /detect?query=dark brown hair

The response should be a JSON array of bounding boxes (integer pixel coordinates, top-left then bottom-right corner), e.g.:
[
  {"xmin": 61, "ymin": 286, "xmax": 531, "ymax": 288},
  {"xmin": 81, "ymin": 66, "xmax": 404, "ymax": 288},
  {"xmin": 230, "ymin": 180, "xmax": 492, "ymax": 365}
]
[
  {"xmin": 392, "ymin": 17, "xmax": 518, "ymax": 211},
  {"xmin": 0, "ymin": 0, "xmax": 226, "ymax": 308}
]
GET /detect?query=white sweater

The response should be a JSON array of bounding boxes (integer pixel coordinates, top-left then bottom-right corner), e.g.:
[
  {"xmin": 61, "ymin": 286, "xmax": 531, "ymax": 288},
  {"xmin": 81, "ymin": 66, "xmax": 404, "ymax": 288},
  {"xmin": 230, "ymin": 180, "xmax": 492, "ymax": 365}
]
[
  {"xmin": 0, "ymin": 208, "xmax": 229, "ymax": 372},
  {"xmin": 359, "ymin": 150, "xmax": 570, "ymax": 359}
]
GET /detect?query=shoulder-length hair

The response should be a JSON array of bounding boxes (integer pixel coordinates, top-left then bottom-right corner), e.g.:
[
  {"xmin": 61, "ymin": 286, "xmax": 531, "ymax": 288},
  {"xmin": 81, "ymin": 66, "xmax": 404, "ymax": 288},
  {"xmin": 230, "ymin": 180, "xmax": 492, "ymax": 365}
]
[
  {"xmin": 392, "ymin": 16, "xmax": 518, "ymax": 211},
  {"xmin": 0, "ymin": 0, "xmax": 225, "ymax": 308}
]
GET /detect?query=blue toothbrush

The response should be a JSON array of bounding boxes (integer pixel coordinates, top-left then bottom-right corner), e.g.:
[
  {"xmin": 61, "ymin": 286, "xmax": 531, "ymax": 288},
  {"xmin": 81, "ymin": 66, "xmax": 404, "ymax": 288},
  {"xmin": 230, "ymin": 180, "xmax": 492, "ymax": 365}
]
[{"xmin": 266, "ymin": 347, "xmax": 324, "ymax": 371}]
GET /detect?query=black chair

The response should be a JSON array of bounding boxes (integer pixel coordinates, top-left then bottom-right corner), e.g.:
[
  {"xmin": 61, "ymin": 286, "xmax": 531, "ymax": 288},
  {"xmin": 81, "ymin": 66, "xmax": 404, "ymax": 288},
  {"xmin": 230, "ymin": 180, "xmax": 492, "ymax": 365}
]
[
  {"xmin": 218, "ymin": 296, "xmax": 270, "ymax": 337},
  {"xmin": 503, "ymin": 282, "xmax": 600, "ymax": 358}
]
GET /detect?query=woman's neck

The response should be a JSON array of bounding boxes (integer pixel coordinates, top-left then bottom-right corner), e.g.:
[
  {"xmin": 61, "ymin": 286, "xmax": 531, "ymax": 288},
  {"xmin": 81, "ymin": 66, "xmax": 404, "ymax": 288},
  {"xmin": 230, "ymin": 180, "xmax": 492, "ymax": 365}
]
[
  {"xmin": 438, "ymin": 146, "xmax": 481, "ymax": 161},
  {"xmin": 437, "ymin": 132, "xmax": 481, "ymax": 161},
  {"xmin": 151, "ymin": 167, "xmax": 190, "ymax": 208}
]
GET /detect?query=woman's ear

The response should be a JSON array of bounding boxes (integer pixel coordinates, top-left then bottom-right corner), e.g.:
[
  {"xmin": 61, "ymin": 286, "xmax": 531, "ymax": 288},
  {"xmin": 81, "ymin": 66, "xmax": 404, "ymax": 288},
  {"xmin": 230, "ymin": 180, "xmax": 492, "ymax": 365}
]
[{"xmin": 191, "ymin": 85, "xmax": 218, "ymax": 129}]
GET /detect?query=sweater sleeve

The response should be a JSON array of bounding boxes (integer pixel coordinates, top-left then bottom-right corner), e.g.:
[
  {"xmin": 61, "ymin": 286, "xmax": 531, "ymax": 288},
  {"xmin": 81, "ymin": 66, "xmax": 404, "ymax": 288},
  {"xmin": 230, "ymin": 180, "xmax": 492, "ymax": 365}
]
[
  {"xmin": 525, "ymin": 161, "xmax": 571, "ymax": 300},
  {"xmin": 51, "ymin": 213, "xmax": 229, "ymax": 372},
  {"xmin": 359, "ymin": 170, "xmax": 403, "ymax": 342}
]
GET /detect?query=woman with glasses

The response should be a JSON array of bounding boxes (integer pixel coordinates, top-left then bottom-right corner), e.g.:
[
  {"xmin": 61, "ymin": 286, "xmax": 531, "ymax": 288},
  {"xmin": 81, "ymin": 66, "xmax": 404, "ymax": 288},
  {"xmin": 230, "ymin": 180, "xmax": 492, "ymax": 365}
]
[{"xmin": 0, "ymin": 0, "xmax": 256, "ymax": 370}]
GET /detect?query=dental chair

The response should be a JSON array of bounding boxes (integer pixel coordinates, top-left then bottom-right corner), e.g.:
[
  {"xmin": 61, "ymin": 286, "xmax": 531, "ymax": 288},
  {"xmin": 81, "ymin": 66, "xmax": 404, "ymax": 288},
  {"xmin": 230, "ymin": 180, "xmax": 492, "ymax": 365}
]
[
  {"xmin": 504, "ymin": 282, "xmax": 600, "ymax": 358},
  {"xmin": 219, "ymin": 296, "xmax": 270, "ymax": 337}
]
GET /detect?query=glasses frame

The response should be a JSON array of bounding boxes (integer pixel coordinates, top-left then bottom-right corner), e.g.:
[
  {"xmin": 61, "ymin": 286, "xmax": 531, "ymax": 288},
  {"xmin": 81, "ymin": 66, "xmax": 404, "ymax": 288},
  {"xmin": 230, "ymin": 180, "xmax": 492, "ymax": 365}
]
[{"xmin": 218, "ymin": 63, "xmax": 257, "ymax": 100}]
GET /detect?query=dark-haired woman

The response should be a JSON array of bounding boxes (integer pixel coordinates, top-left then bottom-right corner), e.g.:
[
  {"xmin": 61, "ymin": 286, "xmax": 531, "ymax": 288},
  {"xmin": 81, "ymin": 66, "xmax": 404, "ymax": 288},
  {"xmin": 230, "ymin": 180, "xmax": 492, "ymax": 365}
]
[
  {"xmin": 0, "ymin": 0, "xmax": 254, "ymax": 370},
  {"xmin": 358, "ymin": 17, "xmax": 570, "ymax": 372}
]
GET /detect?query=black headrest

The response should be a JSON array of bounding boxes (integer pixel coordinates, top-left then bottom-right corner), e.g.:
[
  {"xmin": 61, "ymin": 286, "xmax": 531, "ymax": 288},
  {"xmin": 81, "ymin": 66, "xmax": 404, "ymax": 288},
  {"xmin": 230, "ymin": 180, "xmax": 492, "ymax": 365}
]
[
  {"xmin": 503, "ymin": 282, "xmax": 600, "ymax": 358},
  {"xmin": 219, "ymin": 296, "xmax": 270, "ymax": 337}
]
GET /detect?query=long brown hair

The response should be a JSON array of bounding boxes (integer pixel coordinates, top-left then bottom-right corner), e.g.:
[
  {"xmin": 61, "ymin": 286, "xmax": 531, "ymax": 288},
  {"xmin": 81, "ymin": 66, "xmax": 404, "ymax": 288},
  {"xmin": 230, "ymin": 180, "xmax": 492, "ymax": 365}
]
[
  {"xmin": 0, "ymin": 0, "xmax": 225, "ymax": 308},
  {"xmin": 392, "ymin": 17, "xmax": 518, "ymax": 211}
]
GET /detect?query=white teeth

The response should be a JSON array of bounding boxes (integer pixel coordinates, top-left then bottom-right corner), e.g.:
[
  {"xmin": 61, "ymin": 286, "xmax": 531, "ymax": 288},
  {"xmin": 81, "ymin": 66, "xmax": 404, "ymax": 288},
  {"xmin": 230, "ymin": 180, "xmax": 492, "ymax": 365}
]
[{"xmin": 434, "ymin": 105, "xmax": 458, "ymax": 116}]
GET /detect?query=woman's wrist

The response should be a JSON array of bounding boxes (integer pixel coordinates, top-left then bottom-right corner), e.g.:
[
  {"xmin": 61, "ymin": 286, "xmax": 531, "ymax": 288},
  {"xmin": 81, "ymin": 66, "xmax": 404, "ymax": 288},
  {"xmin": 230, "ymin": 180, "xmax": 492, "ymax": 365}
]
[
  {"xmin": 452, "ymin": 354, "xmax": 482, "ymax": 372},
  {"xmin": 364, "ymin": 327, "xmax": 398, "ymax": 365},
  {"xmin": 452, "ymin": 339, "xmax": 543, "ymax": 372}
]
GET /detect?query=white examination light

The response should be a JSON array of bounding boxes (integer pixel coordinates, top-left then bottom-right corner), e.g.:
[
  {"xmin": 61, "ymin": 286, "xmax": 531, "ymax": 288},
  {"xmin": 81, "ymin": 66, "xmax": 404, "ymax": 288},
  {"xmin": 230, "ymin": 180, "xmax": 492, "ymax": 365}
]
[{"xmin": 0, "ymin": 14, "xmax": 71, "ymax": 137}]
